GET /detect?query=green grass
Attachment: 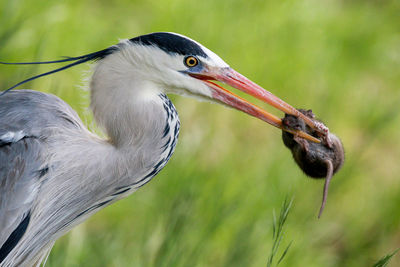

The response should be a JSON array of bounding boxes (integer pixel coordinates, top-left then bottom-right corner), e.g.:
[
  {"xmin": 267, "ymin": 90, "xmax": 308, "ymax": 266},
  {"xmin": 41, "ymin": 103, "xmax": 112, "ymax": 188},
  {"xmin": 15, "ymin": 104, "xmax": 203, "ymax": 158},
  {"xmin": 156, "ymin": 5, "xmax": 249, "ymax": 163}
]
[
  {"xmin": 1, "ymin": 0, "xmax": 400, "ymax": 266},
  {"xmin": 267, "ymin": 197, "xmax": 293, "ymax": 267},
  {"xmin": 373, "ymin": 249, "xmax": 398, "ymax": 267}
]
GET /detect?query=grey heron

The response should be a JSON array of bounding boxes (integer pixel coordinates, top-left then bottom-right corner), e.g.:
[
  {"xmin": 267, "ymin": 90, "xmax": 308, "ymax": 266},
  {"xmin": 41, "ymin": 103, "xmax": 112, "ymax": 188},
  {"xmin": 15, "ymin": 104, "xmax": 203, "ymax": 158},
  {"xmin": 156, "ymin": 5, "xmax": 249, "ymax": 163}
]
[{"xmin": 0, "ymin": 32, "xmax": 325, "ymax": 266}]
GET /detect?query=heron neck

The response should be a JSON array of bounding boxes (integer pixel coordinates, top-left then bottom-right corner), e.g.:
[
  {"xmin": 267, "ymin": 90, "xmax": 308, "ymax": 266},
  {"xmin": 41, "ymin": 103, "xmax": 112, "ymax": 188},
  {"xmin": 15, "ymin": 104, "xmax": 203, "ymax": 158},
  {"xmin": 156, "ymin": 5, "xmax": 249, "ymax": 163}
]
[
  {"xmin": 88, "ymin": 53, "xmax": 180, "ymax": 192},
  {"xmin": 89, "ymin": 55, "xmax": 166, "ymax": 148}
]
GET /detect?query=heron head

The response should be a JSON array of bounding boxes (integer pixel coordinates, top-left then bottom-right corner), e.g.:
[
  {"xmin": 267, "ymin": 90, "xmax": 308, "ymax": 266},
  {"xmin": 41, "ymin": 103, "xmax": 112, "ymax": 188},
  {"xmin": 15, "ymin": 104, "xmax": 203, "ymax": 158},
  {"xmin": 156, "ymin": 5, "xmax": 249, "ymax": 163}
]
[
  {"xmin": 118, "ymin": 32, "xmax": 321, "ymax": 142},
  {"xmin": 0, "ymin": 31, "xmax": 323, "ymax": 142}
]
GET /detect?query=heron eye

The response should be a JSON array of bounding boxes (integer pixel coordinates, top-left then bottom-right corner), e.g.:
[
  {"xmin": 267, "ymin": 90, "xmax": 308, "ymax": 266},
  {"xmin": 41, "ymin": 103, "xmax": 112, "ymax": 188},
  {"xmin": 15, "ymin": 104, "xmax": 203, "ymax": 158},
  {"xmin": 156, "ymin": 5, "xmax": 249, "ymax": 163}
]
[{"xmin": 184, "ymin": 56, "xmax": 199, "ymax": 67}]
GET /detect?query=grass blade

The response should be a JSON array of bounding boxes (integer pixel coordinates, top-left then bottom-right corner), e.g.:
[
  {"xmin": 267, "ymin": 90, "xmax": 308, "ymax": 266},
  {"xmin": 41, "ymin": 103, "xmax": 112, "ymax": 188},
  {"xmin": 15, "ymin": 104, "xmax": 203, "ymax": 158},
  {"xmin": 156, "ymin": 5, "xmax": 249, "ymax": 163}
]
[
  {"xmin": 267, "ymin": 197, "xmax": 293, "ymax": 267},
  {"xmin": 277, "ymin": 241, "xmax": 293, "ymax": 266},
  {"xmin": 373, "ymin": 249, "xmax": 399, "ymax": 267}
]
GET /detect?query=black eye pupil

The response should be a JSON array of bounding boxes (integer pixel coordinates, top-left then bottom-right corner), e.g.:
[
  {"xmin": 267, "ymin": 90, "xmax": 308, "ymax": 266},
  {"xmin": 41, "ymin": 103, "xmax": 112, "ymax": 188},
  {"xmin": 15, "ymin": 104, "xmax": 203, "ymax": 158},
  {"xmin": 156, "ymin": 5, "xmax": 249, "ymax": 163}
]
[{"xmin": 185, "ymin": 56, "xmax": 198, "ymax": 67}]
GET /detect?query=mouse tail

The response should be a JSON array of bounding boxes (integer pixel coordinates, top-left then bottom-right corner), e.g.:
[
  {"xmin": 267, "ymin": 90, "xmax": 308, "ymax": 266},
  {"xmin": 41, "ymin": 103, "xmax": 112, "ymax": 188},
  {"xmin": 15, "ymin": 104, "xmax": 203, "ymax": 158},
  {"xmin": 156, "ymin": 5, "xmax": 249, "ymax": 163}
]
[{"xmin": 318, "ymin": 160, "xmax": 333, "ymax": 218}]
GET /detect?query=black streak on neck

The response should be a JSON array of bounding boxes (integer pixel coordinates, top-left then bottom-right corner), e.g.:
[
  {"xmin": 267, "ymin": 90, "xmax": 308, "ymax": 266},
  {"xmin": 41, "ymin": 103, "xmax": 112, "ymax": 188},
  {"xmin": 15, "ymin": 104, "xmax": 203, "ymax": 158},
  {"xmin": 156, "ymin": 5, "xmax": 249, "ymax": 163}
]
[{"xmin": 0, "ymin": 211, "xmax": 31, "ymax": 263}]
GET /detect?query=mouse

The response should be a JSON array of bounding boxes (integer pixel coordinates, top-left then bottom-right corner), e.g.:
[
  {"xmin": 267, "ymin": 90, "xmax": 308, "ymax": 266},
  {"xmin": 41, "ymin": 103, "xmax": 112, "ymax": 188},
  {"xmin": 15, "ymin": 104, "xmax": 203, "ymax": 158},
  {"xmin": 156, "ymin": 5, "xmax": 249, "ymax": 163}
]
[{"xmin": 282, "ymin": 109, "xmax": 344, "ymax": 218}]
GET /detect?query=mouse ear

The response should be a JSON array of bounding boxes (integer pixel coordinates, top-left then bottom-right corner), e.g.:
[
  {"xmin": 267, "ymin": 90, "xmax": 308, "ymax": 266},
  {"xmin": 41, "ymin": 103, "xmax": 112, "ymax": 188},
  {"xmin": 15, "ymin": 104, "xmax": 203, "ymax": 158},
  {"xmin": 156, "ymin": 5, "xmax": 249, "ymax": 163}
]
[
  {"xmin": 305, "ymin": 109, "xmax": 315, "ymax": 118},
  {"xmin": 318, "ymin": 160, "xmax": 333, "ymax": 218}
]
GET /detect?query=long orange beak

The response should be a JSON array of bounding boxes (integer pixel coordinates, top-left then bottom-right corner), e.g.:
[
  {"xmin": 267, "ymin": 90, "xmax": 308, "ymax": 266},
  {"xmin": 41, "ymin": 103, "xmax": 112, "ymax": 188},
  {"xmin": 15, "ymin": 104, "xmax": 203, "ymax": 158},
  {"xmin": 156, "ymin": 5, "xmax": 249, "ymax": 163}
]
[{"xmin": 190, "ymin": 67, "xmax": 323, "ymax": 143}]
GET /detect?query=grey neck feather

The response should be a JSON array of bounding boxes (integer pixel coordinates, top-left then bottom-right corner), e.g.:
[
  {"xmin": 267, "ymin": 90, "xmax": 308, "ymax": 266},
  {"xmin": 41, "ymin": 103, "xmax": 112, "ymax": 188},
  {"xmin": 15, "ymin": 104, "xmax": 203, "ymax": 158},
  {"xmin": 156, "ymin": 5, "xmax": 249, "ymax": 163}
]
[
  {"xmin": 88, "ymin": 50, "xmax": 180, "ymax": 183},
  {"xmin": 90, "ymin": 52, "xmax": 163, "ymax": 147}
]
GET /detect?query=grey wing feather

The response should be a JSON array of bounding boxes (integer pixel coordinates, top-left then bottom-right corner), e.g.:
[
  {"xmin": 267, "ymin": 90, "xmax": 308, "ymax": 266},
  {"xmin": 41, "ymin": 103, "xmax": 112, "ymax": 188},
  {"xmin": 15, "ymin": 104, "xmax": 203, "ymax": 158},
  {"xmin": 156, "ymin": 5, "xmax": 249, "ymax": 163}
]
[
  {"xmin": 0, "ymin": 90, "xmax": 83, "ymax": 254},
  {"xmin": 0, "ymin": 137, "xmax": 44, "ymax": 249}
]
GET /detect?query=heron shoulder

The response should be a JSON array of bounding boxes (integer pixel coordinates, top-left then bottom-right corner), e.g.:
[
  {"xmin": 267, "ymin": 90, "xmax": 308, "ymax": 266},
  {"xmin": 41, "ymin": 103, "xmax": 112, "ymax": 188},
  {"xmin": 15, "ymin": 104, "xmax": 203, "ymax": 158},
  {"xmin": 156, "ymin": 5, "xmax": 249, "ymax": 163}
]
[{"xmin": 0, "ymin": 90, "xmax": 86, "ymax": 139}]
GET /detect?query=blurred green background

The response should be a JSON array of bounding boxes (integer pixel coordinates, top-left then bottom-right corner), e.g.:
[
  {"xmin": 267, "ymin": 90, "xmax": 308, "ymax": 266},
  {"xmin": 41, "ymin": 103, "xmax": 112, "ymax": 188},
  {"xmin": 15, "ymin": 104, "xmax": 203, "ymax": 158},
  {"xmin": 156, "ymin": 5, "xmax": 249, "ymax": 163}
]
[{"xmin": 1, "ymin": 0, "xmax": 400, "ymax": 266}]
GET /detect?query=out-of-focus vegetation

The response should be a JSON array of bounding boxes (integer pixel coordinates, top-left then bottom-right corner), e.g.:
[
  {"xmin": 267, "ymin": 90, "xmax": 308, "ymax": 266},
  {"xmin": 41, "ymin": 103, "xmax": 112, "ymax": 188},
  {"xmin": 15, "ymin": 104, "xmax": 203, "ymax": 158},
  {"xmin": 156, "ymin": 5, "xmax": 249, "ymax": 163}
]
[{"xmin": 1, "ymin": 0, "xmax": 400, "ymax": 266}]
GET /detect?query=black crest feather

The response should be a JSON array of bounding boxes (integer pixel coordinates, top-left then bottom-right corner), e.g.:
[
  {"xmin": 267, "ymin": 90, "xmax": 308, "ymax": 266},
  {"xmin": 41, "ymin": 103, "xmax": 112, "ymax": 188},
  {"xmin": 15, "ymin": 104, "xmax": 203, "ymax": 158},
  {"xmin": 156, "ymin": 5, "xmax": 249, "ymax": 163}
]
[
  {"xmin": 130, "ymin": 32, "xmax": 208, "ymax": 58},
  {"xmin": 0, "ymin": 47, "xmax": 117, "ymax": 96}
]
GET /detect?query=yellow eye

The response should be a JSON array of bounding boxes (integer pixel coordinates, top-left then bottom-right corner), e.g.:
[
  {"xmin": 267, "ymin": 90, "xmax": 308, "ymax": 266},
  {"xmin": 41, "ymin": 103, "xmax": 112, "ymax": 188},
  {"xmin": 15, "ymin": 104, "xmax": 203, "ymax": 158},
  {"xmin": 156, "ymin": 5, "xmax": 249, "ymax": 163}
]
[{"xmin": 184, "ymin": 56, "xmax": 199, "ymax": 67}]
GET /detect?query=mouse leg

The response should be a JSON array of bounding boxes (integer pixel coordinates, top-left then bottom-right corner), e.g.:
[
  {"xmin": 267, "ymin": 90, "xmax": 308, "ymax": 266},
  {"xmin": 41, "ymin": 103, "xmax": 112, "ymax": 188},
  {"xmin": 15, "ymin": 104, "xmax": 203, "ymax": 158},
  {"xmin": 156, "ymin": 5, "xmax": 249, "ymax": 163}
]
[{"xmin": 294, "ymin": 135, "xmax": 310, "ymax": 152}]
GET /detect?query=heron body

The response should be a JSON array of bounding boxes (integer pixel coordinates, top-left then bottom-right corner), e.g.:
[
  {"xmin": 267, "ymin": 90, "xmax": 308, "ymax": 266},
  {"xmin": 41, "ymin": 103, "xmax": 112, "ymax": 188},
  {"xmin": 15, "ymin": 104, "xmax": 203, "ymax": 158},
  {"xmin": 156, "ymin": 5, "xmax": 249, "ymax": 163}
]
[
  {"xmin": 0, "ymin": 32, "xmax": 323, "ymax": 266},
  {"xmin": 0, "ymin": 88, "xmax": 180, "ymax": 265}
]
